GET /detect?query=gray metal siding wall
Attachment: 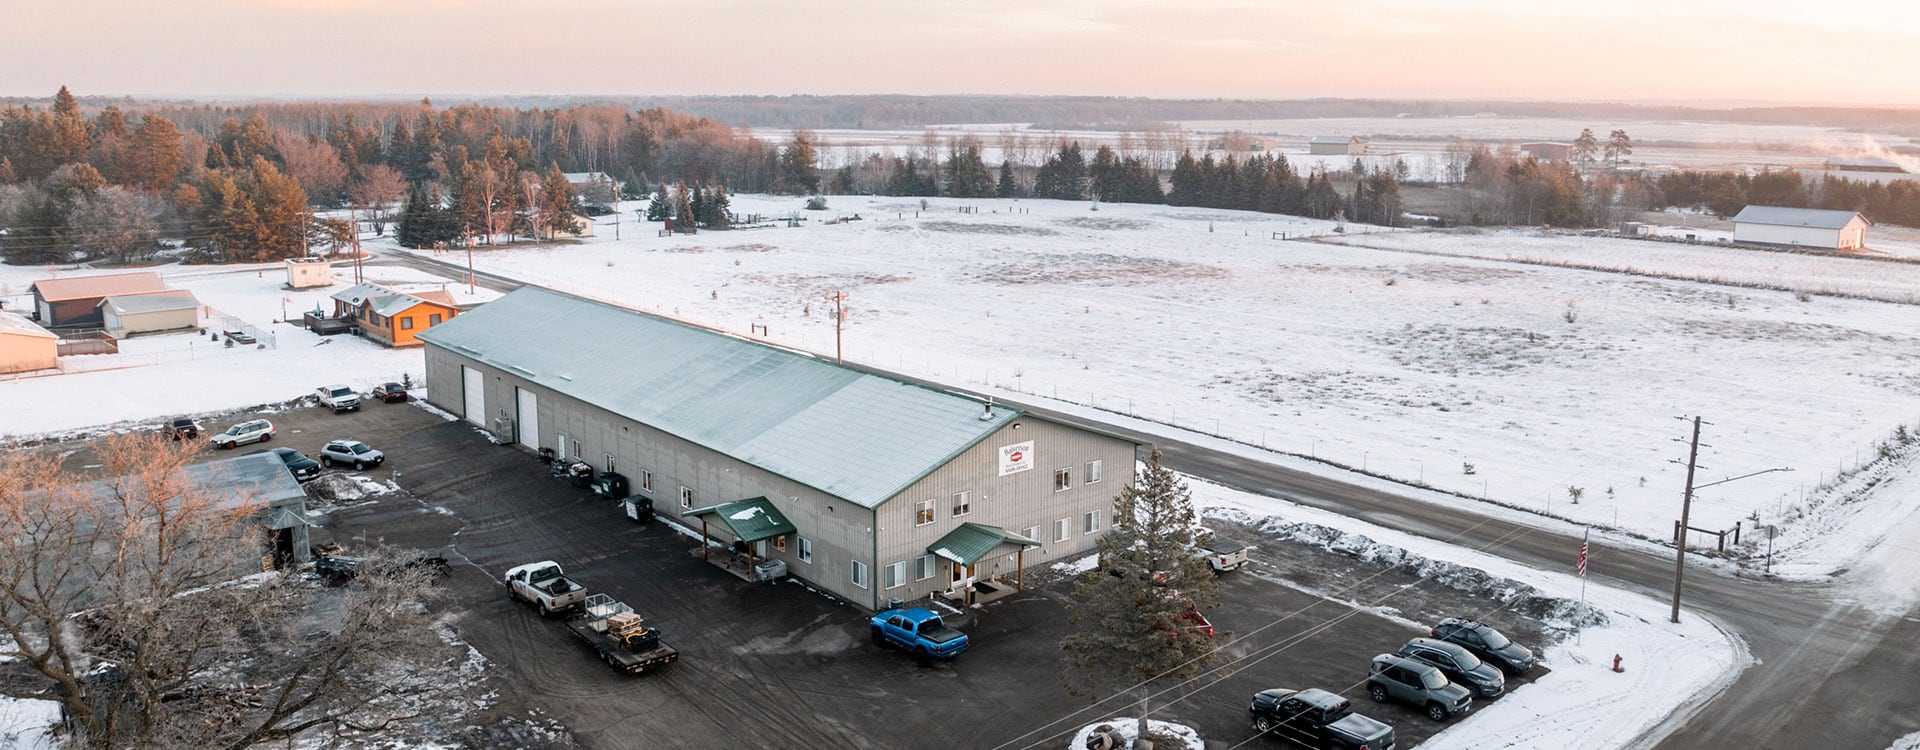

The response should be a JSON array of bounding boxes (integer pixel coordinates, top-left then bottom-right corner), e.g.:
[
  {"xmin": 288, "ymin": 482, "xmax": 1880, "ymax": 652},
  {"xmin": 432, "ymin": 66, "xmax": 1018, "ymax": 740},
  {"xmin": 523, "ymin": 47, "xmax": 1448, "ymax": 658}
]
[
  {"xmin": 423, "ymin": 342, "xmax": 883, "ymax": 608},
  {"xmin": 871, "ymin": 416, "xmax": 1137, "ymax": 605}
]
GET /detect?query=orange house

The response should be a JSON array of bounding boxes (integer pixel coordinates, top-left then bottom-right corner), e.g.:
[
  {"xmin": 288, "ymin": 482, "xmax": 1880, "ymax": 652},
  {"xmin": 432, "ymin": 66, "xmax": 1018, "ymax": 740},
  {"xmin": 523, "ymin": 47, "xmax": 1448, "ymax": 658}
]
[{"xmin": 329, "ymin": 283, "xmax": 460, "ymax": 348}]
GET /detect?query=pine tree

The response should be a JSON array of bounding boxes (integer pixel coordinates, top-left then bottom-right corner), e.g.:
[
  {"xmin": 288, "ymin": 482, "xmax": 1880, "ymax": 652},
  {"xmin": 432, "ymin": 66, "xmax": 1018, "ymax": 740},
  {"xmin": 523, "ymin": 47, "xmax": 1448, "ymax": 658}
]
[
  {"xmin": 671, "ymin": 182, "xmax": 694, "ymax": 232},
  {"xmin": 644, "ymin": 183, "xmax": 669, "ymax": 221},
  {"xmin": 0, "ymin": 157, "xmax": 14, "ymax": 185},
  {"xmin": 707, "ymin": 184, "xmax": 732, "ymax": 229},
  {"xmin": 777, "ymin": 130, "xmax": 820, "ymax": 194},
  {"xmin": 125, "ymin": 115, "xmax": 184, "ymax": 193},
  {"xmin": 537, "ymin": 163, "xmax": 579, "ymax": 238},
  {"xmin": 1088, "ymin": 145, "xmax": 1119, "ymax": 201},
  {"xmin": 49, "ymin": 86, "xmax": 88, "ymax": 166},
  {"xmin": 1604, "ymin": 130, "xmax": 1634, "ymax": 168},
  {"xmin": 830, "ymin": 166, "xmax": 856, "ymax": 195},
  {"xmin": 996, "ymin": 160, "xmax": 1017, "ymax": 199},
  {"xmin": 242, "ymin": 157, "xmax": 310, "ymax": 261},
  {"xmin": 944, "ymin": 145, "xmax": 995, "ymax": 198},
  {"xmin": 1167, "ymin": 152, "xmax": 1201, "ymax": 206},
  {"xmin": 1572, "ymin": 128, "xmax": 1599, "ymax": 167},
  {"xmin": 1062, "ymin": 450, "xmax": 1219, "ymax": 742}
]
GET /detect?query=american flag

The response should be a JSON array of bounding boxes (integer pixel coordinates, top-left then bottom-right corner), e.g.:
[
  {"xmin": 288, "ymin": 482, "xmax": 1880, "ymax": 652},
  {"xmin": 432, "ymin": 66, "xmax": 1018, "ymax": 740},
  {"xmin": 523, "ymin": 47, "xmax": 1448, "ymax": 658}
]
[{"xmin": 1576, "ymin": 528, "xmax": 1590, "ymax": 578}]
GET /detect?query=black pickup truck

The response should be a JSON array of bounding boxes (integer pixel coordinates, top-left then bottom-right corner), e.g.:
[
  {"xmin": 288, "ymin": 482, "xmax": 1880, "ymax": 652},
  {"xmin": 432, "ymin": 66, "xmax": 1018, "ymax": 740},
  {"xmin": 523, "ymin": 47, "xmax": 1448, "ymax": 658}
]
[{"xmin": 1250, "ymin": 687, "xmax": 1395, "ymax": 750}]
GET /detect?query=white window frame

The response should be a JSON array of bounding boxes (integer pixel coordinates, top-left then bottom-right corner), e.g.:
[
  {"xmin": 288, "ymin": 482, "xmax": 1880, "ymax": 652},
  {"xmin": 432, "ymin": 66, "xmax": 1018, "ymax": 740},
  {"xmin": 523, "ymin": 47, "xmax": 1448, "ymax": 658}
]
[
  {"xmin": 884, "ymin": 561, "xmax": 907, "ymax": 589},
  {"xmin": 915, "ymin": 499, "xmax": 935, "ymax": 526},
  {"xmin": 798, "ymin": 537, "xmax": 813, "ymax": 564},
  {"xmin": 640, "ymin": 469, "xmax": 653, "ymax": 492},
  {"xmin": 679, "ymin": 486, "xmax": 693, "ymax": 509},
  {"xmin": 1023, "ymin": 526, "xmax": 1041, "ymax": 544},
  {"xmin": 1053, "ymin": 518, "xmax": 1070, "ymax": 543},
  {"xmin": 1086, "ymin": 459, "xmax": 1103, "ymax": 484},
  {"xmin": 914, "ymin": 554, "xmax": 935, "ymax": 581},
  {"xmin": 1054, "ymin": 467, "xmax": 1072, "ymax": 492},
  {"xmin": 851, "ymin": 560, "xmax": 869, "ymax": 589},
  {"xmin": 951, "ymin": 490, "xmax": 971, "ymax": 517},
  {"xmin": 1083, "ymin": 509, "xmax": 1102, "ymax": 534}
]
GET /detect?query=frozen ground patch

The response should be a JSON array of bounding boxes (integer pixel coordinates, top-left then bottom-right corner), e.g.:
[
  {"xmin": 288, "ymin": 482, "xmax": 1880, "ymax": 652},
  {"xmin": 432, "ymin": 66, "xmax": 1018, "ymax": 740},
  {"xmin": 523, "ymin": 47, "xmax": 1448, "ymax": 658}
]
[
  {"xmin": 1068, "ymin": 718, "xmax": 1202, "ymax": 750},
  {"xmin": 0, "ymin": 696, "xmax": 60, "ymax": 750}
]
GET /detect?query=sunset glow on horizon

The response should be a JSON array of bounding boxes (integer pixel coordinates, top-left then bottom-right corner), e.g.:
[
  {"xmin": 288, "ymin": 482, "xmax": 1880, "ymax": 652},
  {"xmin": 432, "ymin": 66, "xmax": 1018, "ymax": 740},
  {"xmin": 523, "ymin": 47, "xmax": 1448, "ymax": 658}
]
[{"xmin": 3, "ymin": 0, "xmax": 1916, "ymax": 105}]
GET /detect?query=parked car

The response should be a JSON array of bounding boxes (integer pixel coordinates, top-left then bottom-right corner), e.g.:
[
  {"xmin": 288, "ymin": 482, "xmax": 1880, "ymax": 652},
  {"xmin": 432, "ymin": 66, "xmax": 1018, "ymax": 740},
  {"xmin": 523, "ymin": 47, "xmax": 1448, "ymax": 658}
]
[
  {"xmin": 1397, "ymin": 637, "xmax": 1504, "ymax": 698},
  {"xmin": 1366, "ymin": 654, "xmax": 1473, "ymax": 722},
  {"xmin": 315, "ymin": 384, "xmax": 361, "ymax": 413},
  {"xmin": 165, "ymin": 417, "xmax": 202, "ymax": 440},
  {"xmin": 249, "ymin": 447, "xmax": 321, "ymax": 482},
  {"xmin": 1249, "ymin": 687, "xmax": 1396, "ymax": 750},
  {"xmin": 210, "ymin": 419, "xmax": 275, "ymax": 449},
  {"xmin": 1430, "ymin": 618, "xmax": 1536, "ymax": 676},
  {"xmin": 319, "ymin": 439, "xmax": 385, "ymax": 470},
  {"xmin": 315, "ymin": 554, "xmax": 449, "ymax": 586},
  {"xmin": 371, "ymin": 382, "xmax": 410, "ymax": 403},
  {"xmin": 1195, "ymin": 527, "xmax": 1252, "ymax": 572}
]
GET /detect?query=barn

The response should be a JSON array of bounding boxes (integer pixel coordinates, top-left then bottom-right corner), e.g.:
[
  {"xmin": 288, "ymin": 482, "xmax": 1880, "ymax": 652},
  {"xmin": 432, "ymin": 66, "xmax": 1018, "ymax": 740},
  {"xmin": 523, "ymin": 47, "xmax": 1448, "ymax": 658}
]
[
  {"xmin": 1731, "ymin": 206, "xmax": 1871, "ymax": 251},
  {"xmin": 0, "ymin": 312, "xmax": 58, "ymax": 374},
  {"xmin": 418, "ymin": 287, "xmax": 1140, "ymax": 610},
  {"xmin": 1309, "ymin": 136, "xmax": 1367, "ymax": 155},
  {"xmin": 30, "ymin": 272, "xmax": 171, "ymax": 327}
]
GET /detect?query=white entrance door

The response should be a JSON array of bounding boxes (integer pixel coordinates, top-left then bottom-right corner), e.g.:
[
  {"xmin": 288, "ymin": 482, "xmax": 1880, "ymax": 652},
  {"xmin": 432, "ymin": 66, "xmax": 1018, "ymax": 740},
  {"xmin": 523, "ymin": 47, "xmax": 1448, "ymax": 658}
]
[
  {"xmin": 461, "ymin": 366, "xmax": 484, "ymax": 425},
  {"xmin": 515, "ymin": 387, "xmax": 539, "ymax": 449}
]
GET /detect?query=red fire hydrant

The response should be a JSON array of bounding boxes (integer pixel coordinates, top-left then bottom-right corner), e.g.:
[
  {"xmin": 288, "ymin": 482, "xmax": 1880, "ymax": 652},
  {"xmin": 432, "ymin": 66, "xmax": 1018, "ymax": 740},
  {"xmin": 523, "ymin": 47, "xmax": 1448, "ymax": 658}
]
[{"xmin": 1612, "ymin": 654, "xmax": 1625, "ymax": 673}]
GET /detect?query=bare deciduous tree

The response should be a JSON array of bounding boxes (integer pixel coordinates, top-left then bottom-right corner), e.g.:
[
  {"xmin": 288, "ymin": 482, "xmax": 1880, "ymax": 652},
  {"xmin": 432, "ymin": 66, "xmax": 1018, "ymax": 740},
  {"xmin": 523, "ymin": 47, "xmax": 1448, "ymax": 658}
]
[
  {"xmin": 275, "ymin": 135, "xmax": 348, "ymax": 206},
  {"xmin": 348, "ymin": 164, "xmax": 407, "ymax": 221}
]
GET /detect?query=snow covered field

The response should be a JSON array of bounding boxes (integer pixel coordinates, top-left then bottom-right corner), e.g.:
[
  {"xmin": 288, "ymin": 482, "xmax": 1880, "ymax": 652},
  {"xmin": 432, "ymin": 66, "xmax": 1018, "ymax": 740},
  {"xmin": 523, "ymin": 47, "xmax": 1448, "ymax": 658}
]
[{"xmin": 368, "ymin": 195, "xmax": 1920, "ymax": 580}]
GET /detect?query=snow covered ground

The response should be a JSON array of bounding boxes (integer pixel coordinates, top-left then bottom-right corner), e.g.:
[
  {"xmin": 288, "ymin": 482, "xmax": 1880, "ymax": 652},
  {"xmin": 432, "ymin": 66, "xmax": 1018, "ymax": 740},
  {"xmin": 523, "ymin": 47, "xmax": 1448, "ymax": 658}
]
[
  {"xmin": 371, "ymin": 194, "xmax": 1920, "ymax": 580},
  {"xmin": 0, "ymin": 696, "xmax": 60, "ymax": 750},
  {"xmin": 1187, "ymin": 477, "xmax": 1746, "ymax": 750}
]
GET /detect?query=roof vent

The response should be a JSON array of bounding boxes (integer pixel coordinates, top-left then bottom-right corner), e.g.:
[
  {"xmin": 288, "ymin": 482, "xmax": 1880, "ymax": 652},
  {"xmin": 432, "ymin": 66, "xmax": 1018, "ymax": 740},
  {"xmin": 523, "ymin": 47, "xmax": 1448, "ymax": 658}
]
[{"xmin": 979, "ymin": 398, "xmax": 995, "ymax": 421}]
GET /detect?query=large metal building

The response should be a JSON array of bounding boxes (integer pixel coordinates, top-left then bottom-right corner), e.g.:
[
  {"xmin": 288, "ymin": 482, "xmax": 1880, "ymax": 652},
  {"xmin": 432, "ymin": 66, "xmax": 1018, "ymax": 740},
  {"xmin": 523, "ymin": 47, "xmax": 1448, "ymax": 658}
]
[
  {"xmin": 418, "ymin": 287, "xmax": 1140, "ymax": 610},
  {"xmin": 1731, "ymin": 206, "xmax": 1871, "ymax": 250}
]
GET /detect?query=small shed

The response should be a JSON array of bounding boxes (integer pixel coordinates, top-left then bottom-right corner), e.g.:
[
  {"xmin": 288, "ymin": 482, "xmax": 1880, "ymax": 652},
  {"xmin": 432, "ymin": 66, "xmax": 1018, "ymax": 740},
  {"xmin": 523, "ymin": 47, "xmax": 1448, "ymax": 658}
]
[
  {"xmin": 1309, "ymin": 136, "xmax": 1367, "ymax": 156},
  {"xmin": 285, "ymin": 257, "xmax": 334, "ymax": 289},
  {"xmin": 30, "ymin": 272, "xmax": 171, "ymax": 327},
  {"xmin": 100, "ymin": 291, "xmax": 201, "ymax": 338},
  {"xmin": 1731, "ymin": 206, "xmax": 1871, "ymax": 251},
  {"xmin": 0, "ymin": 311, "xmax": 58, "ymax": 374}
]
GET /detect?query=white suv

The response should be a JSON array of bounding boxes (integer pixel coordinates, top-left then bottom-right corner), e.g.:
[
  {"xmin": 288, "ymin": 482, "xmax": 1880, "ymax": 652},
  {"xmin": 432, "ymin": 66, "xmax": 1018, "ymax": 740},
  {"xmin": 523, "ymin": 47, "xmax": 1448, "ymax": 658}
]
[{"xmin": 211, "ymin": 419, "xmax": 276, "ymax": 449}]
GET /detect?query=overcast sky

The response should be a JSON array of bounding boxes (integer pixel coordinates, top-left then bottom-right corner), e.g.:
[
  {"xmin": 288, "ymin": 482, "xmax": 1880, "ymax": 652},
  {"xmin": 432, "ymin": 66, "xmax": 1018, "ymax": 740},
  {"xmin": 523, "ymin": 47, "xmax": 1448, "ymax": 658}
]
[{"xmin": 3, "ymin": 0, "xmax": 1913, "ymax": 105}]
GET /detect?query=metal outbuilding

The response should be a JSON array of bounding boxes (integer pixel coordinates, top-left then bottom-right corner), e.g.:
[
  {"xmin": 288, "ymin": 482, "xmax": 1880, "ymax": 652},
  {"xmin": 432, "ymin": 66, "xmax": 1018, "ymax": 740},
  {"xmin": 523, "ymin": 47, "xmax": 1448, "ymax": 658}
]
[
  {"xmin": 1309, "ymin": 135, "xmax": 1368, "ymax": 155},
  {"xmin": 0, "ymin": 311, "xmax": 59, "ymax": 374},
  {"xmin": 99, "ymin": 290, "xmax": 201, "ymax": 338},
  {"xmin": 418, "ymin": 287, "xmax": 1141, "ymax": 610},
  {"xmin": 1731, "ymin": 206, "xmax": 1871, "ymax": 251},
  {"xmin": 29, "ymin": 272, "xmax": 172, "ymax": 327}
]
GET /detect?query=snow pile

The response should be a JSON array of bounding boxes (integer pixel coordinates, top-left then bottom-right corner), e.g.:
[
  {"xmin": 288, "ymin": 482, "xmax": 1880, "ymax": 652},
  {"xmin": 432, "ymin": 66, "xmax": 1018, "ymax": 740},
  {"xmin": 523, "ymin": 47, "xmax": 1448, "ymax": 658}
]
[
  {"xmin": 1051, "ymin": 553, "xmax": 1101, "ymax": 575},
  {"xmin": 1068, "ymin": 719, "xmax": 1203, "ymax": 750},
  {"xmin": 1889, "ymin": 730, "xmax": 1920, "ymax": 750},
  {"xmin": 0, "ymin": 696, "xmax": 62, "ymax": 750}
]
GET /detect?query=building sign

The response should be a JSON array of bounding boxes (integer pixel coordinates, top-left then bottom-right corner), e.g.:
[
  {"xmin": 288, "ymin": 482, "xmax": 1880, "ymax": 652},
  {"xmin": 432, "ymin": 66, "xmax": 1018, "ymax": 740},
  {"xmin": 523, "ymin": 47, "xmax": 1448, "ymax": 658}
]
[{"xmin": 998, "ymin": 441, "xmax": 1034, "ymax": 476}]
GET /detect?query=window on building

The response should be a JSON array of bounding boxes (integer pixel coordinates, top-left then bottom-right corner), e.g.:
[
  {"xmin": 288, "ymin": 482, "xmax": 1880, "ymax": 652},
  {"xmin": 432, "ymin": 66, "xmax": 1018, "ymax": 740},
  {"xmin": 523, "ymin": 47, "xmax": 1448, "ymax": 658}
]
[
  {"xmin": 1023, "ymin": 526, "xmax": 1040, "ymax": 544},
  {"xmin": 1084, "ymin": 509, "xmax": 1102, "ymax": 534},
  {"xmin": 429, "ymin": 313, "xmax": 443, "ymax": 325},
  {"xmin": 799, "ymin": 537, "xmax": 813, "ymax": 564},
  {"xmin": 1054, "ymin": 468, "xmax": 1072, "ymax": 492},
  {"xmin": 1086, "ymin": 459, "xmax": 1104, "ymax": 484},
  {"xmin": 884, "ymin": 561, "xmax": 907, "ymax": 589},
  {"xmin": 851, "ymin": 560, "xmax": 869, "ymax": 589},
  {"xmin": 773, "ymin": 535, "xmax": 787, "ymax": 552},
  {"xmin": 914, "ymin": 554, "xmax": 935, "ymax": 581},
  {"xmin": 679, "ymin": 486, "xmax": 693, "ymax": 509},
  {"xmin": 951, "ymin": 490, "xmax": 971, "ymax": 517},
  {"xmin": 915, "ymin": 499, "xmax": 935, "ymax": 526},
  {"xmin": 1053, "ymin": 518, "xmax": 1070, "ymax": 543},
  {"xmin": 571, "ymin": 439, "xmax": 582, "ymax": 458},
  {"xmin": 400, "ymin": 316, "xmax": 415, "ymax": 330},
  {"xmin": 640, "ymin": 469, "xmax": 653, "ymax": 492}
]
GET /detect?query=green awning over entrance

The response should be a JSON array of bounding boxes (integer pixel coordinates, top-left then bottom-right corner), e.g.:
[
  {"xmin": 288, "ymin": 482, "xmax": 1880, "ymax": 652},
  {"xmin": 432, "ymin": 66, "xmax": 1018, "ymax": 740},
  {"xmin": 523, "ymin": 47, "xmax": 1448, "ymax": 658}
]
[
  {"xmin": 928, "ymin": 523, "xmax": 1041, "ymax": 566},
  {"xmin": 686, "ymin": 497, "xmax": 796, "ymax": 543}
]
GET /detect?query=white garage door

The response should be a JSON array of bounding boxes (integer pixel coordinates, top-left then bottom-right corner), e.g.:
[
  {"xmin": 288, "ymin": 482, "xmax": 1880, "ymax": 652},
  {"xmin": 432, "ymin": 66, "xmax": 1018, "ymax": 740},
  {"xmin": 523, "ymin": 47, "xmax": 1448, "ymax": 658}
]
[
  {"xmin": 462, "ymin": 366, "xmax": 484, "ymax": 425},
  {"xmin": 516, "ymin": 387, "xmax": 539, "ymax": 449}
]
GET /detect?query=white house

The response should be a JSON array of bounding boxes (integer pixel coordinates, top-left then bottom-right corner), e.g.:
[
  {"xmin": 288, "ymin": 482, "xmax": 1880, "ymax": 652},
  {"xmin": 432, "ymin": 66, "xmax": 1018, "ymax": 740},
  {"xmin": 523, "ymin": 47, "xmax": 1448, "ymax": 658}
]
[{"xmin": 1730, "ymin": 206, "xmax": 1871, "ymax": 251}]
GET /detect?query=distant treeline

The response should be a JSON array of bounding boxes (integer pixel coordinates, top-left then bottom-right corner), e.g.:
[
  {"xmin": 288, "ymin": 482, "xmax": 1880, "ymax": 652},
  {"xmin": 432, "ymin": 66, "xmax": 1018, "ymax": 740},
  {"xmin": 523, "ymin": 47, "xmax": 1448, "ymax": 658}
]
[{"xmin": 1657, "ymin": 170, "xmax": 1920, "ymax": 228}]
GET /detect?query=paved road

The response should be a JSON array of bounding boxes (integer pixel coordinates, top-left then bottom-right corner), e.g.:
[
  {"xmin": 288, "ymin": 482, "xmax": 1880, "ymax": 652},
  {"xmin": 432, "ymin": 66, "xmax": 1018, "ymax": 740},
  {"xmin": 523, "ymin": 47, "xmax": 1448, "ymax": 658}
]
[{"xmin": 389, "ymin": 246, "xmax": 1920, "ymax": 749}]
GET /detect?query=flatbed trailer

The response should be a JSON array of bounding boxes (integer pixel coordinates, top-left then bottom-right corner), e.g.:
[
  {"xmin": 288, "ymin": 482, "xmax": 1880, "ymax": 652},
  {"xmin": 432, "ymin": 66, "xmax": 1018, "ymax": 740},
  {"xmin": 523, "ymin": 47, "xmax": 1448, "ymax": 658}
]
[{"xmin": 565, "ymin": 593, "xmax": 678, "ymax": 674}]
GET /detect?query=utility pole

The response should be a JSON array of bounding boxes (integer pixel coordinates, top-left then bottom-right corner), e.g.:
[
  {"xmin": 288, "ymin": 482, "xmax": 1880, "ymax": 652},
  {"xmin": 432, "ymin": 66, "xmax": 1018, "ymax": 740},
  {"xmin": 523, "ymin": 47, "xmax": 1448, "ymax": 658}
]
[
  {"xmin": 1670, "ymin": 415, "xmax": 1705, "ymax": 624},
  {"xmin": 465, "ymin": 232, "xmax": 476, "ymax": 295},
  {"xmin": 824, "ymin": 289, "xmax": 848, "ymax": 363},
  {"xmin": 350, "ymin": 208, "xmax": 364, "ymax": 284}
]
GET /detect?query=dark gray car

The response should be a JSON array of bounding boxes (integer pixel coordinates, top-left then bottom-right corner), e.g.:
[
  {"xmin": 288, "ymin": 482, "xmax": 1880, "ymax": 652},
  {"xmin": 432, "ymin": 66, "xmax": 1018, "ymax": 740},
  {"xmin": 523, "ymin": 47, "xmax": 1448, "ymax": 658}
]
[
  {"xmin": 1398, "ymin": 637, "xmax": 1504, "ymax": 698},
  {"xmin": 1431, "ymin": 618, "xmax": 1535, "ymax": 675},
  {"xmin": 1367, "ymin": 654, "xmax": 1472, "ymax": 722}
]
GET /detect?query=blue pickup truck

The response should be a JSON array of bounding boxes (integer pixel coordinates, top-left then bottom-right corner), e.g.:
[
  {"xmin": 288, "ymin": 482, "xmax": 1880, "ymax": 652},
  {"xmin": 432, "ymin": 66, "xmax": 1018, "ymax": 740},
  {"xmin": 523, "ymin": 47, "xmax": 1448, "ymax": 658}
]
[{"xmin": 869, "ymin": 608, "xmax": 969, "ymax": 661}]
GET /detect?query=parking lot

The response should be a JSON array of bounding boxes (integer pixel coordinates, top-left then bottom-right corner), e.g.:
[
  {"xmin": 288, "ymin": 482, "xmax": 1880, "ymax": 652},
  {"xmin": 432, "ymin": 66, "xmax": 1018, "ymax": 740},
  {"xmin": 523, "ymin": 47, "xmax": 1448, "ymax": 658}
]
[{"xmin": 36, "ymin": 401, "xmax": 1548, "ymax": 748}]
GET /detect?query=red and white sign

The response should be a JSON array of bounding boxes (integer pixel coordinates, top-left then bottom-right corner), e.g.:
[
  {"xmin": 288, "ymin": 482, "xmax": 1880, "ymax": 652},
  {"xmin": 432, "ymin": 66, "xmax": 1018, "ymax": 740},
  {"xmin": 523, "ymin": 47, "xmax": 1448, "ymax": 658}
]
[{"xmin": 998, "ymin": 441, "xmax": 1034, "ymax": 476}]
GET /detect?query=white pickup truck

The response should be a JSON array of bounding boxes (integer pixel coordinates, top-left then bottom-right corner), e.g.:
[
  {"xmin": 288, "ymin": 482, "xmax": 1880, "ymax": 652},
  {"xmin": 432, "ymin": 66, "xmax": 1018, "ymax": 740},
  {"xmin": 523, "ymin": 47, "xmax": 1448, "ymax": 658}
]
[
  {"xmin": 316, "ymin": 384, "xmax": 361, "ymax": 413},
  {"xmin": 1195, "ymin": 528, "xmax": 1252, "ymax": 572},
  {"xmin": 505, "ymin": 561, "xmax": 589, "ymax": 616}
]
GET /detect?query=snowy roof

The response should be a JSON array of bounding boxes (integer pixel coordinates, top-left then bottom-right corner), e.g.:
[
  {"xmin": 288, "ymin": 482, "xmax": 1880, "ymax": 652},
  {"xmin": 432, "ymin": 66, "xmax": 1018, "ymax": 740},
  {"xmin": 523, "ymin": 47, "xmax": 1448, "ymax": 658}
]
[
  {"xmin": 561, "ymin": 171, "xmax": 613, "ymax": 185},
  {"xmin": 31, "ymin": 271, "xmax": 169, "ymax": 302},
  {"xmin": 417, "ymin": 287, "xmax": 1021, "ymax": 508},
  {"xmin": 331, "ymin": 282, "xmax": 454, "ymax": 318},
  {"xmin": 1824, "ymin": 156, "xmax": 1905, "ymax": 172},
  {"xmin": 99, "ymin": 290, "xmax": 199, "ymax": 314},
  {"xmin": 685, "ymin": 497, "xmax": 796, "ymax": 542},
  {"xmin": 1731, "ymin": 206, "xmax": 1870, "ymax": 230},
  {"xmin": 0, "ymin": 311, "xmax": 56, "ymax": 339},
  {"xmin": 61, "ymin": 452, "xmax": 307, "ymax": 517},
  {"xmin": 928, "ymin": 523, "xmax": 1041, "ymax": 566},
  {"xmin": 1310, "ymin": 136, "xmax": 1362, "ymax": 145}
]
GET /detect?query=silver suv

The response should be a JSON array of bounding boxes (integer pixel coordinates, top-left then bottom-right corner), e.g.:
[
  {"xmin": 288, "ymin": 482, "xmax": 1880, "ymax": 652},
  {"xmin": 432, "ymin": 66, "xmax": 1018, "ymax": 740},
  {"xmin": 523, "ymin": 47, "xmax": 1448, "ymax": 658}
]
[
  {"xmin": 1367, "ymin": 654, "xmax": 1472, "ymax": 722},
  {"xmin": 210, "ymin": 419, "xmax": 275, "ymax": 449},
  {"xmin": 319, "ymin": 439, "xmax": 385, "ymax": 470}
]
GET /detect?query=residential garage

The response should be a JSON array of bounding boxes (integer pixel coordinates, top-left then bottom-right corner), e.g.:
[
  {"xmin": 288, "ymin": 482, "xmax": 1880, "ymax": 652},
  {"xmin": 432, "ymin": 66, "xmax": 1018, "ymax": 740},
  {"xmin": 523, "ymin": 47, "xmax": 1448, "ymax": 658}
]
[
  {"xmin": 99, "ymin": 291, "xmax": 201, "ymax": 338},
  {"xmin": 0, "ymin": 312, "xmax": 59, "ymax": 374},
  {"xmin": 418, "ymin": 287, "xmax": 1141, "ymax": 610}
]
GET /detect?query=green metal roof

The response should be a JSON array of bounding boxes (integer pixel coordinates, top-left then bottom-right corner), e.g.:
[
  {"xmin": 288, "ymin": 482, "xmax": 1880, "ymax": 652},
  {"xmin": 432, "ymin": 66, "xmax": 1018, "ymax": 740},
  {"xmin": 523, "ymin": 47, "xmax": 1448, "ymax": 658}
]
[
  {"xmin": 928, "ymin": 523, "xmax": 1041, "ymax": 566},
  {"xmin": 686, "ymin": 497, "xmax": 796, "ymax": 542},
  {"xmin": 418, "ymin": 287, "xmax": 1020, "ymax": 508}
]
